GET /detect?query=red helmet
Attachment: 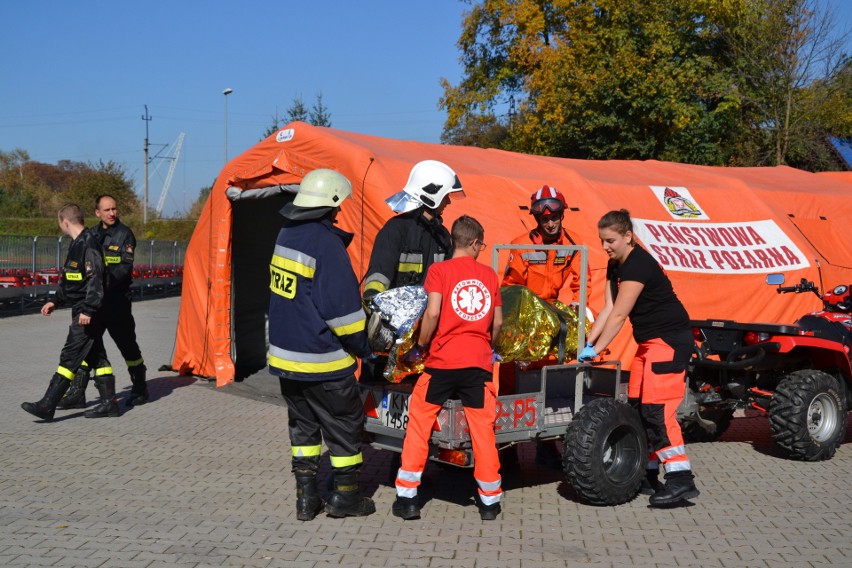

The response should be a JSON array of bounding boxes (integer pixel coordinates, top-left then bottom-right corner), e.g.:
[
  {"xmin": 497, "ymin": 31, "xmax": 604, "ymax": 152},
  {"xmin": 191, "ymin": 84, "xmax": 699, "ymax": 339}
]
[{"xmin": 530, "ymin": 185, "xmax": 566, "ymax": 216}]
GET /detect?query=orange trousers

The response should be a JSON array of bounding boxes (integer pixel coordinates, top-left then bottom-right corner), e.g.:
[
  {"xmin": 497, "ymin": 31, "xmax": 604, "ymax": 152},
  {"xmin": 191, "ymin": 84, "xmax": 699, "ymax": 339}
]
[
  {"xmin": 395, "ymin": 370, "xmax": 502, "ymax": 506},
  {"xmin": 629, "ymin": 338, "xmax": 692, "ymax": 474}
]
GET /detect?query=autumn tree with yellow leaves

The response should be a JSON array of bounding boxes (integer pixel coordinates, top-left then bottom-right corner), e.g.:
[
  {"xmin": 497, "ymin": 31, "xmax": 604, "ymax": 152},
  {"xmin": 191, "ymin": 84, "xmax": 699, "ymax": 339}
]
[{"xmin": 441, "ymin": 0, "xmax": 850, "ymax": 171}]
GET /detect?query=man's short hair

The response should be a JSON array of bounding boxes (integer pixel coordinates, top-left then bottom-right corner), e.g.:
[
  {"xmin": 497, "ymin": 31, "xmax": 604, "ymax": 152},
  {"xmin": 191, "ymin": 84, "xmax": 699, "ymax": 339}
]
[
  {"xmin": 451, "ymin": 215, "xmax": 484, "ymax": 248},
  {"xmin": 58, "ymin": 203, "xmax": 84, "ymax": 226},
  {"xmin": 95, "ymin": 194, "xmax": 117, "ymax": 209}
]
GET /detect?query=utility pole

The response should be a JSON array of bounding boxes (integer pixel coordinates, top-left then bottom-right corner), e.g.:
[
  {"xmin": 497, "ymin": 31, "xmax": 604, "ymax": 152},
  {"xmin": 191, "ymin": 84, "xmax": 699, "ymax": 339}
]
[{"xmin": 142, "ymin": 105, "xmax": 152, "ymax": 225}]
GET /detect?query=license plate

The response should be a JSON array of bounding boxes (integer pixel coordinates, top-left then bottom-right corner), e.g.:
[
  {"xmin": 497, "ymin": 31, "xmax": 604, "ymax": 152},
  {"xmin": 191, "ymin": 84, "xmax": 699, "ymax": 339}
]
[{"xmin": 381, "ymin": 391, "xmax": 410, "ymax": 430}]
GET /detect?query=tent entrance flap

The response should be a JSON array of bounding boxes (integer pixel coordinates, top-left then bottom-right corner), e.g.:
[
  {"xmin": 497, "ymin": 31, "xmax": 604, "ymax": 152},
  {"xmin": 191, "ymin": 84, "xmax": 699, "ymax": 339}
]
[{"xmin": 231, "ymin": 191, "xmax": 293, "ymax": 380}]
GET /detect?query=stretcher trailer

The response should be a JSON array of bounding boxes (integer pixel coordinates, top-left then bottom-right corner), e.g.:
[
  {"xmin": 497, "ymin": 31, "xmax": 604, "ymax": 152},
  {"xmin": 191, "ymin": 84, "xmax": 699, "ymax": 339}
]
[{"xmin": 359, "ymin": 245, "xmax": 648, "ymax": 506}]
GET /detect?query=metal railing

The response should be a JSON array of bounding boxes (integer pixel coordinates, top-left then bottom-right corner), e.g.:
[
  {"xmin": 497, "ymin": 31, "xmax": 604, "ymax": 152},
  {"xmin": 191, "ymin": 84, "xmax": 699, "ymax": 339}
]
[
  {"xmin": 0, "ymin": 235, "xmax": 187, "ymax": 283},
  {"xmin": 0, "ymin": 235, "xmax": 188, "ymax": 315}
]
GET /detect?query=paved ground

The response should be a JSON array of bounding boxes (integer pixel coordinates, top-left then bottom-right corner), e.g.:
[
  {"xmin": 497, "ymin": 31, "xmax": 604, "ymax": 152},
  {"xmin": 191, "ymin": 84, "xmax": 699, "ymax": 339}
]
[{"xmin": 2, "ymin": 296, "xmax": 851, "ymax": 567}]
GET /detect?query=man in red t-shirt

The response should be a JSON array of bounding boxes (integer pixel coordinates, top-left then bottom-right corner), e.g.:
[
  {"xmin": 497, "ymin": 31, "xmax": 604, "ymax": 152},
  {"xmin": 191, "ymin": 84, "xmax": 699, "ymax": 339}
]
[{"xmin": 392, "ymin": 215, "xmax": 504, "ymax": 521}]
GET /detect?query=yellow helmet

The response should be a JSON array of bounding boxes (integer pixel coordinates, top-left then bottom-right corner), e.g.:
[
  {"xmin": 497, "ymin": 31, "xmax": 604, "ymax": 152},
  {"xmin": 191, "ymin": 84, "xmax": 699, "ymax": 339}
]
[{"xmin": 293, "ymin": 169, "xmax": 352, "ymax": 208}]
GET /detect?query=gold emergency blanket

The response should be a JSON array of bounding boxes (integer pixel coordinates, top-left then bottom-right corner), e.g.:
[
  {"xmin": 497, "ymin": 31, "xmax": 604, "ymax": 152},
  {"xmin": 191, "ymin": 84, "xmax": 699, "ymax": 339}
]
[
  {"xmin": 376, "ymin": 284, "xmax": 588, "ymax": 383},
  {"xmin": 385, "ymin": 327, "xmax": 426, "ymax": 383},
  {"xmin": 494, "ymin": 285, "xmax": 587, "ymax": 363}
]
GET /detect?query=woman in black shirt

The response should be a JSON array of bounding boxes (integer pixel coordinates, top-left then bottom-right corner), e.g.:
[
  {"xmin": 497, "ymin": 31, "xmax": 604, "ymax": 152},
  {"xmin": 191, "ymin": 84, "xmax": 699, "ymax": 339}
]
[{"xmin": 581, "ymin": 209, "xmax": 699, "ymax": 507}]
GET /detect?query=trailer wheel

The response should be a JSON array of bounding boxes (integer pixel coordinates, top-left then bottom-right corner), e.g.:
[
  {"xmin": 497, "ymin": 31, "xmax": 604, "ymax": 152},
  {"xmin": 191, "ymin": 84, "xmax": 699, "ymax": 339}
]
[
  {"xmin": 769, "ymin": 370, "xmax": 847, "ymax": 461},
  {"xmin": 563, "ymin": 398, "xmax": 646, "ymax": 506},
  {"xmin": 681, "ymin": 407, "xmax": 735, "ymax": 443}
]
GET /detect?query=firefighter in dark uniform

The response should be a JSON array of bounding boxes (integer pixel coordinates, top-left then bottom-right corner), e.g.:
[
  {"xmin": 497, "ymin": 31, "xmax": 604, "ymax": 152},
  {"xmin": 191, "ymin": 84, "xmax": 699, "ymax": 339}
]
[
  {"xmin": 57, "ymin": 195, "xmax": 148, "ymax": 410},
  {"xmin": 21, "ymin": 203, "xmax": 119, "ymax": 421},
  {"xmin": 361, "ymin": 160, "xmax": 465, "ymax": 377},
  {"xmin": 268, "ymin": 168, "xmax": 376, "ymax": 521}
]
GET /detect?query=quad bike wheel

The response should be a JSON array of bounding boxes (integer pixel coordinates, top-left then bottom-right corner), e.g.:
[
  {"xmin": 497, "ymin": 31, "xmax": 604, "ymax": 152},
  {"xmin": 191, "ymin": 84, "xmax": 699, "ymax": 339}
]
[
  {"xmin": 563, "ymin": 398, "xmax": 646, "ymax": 506},
  {"xmin": 681, "ymin": 407, "xmax": 735, "ymax": 443},
  {"xmin": 769, "ymin": 370, "xmax": 847, "ymax": 461}
]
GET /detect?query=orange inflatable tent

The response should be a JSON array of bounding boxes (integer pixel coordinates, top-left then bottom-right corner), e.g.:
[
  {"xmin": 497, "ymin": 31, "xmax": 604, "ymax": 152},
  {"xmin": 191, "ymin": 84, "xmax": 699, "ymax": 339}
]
[{"xmin": 172, "ymin": 122, "xmax": 852, "ymax": 386}]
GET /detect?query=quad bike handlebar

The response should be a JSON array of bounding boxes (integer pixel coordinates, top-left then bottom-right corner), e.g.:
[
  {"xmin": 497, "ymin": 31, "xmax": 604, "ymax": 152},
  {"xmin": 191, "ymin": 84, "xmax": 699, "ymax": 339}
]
[{"xmin": 775, "ymin": 277, "xmax": 821, "ymax": 299}]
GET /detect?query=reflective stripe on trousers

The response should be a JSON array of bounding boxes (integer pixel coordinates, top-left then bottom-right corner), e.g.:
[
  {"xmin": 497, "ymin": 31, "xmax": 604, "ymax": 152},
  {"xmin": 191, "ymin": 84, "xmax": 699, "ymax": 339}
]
[
  {"xmin": 629, "ymin": 338, "xmax": 692, "ymax": 473},
  {"xmin": 395, "ymin": 372, "xmax": 502, "ymax": 502}
]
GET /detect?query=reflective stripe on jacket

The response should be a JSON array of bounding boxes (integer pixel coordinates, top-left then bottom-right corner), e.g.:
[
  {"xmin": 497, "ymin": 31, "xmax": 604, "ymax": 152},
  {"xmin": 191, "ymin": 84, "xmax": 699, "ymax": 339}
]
[
  {"xmin": 502, "ymin": 227, "xmax": 590, "ymax": 303},
  {"xmin": 54, "ymin": 228, "xmax": 106, "ymax": 315},
  {"xmin": 95, "ymin": 220, "xmax": 136, "ymax": 292},
  {"xmin": 268, "ymin": 219, "xmax": 370, "ymax": 381},
  {"xmin": 363, "ymin": 209, "xmax": 451, "ymax": 299}
]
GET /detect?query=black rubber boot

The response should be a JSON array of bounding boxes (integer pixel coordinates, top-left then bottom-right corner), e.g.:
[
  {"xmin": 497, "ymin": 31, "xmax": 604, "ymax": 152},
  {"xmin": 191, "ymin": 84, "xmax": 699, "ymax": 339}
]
[
  {"xmin": 325, "ymin": 471, "xmax": 376, "ymax": 518},
  {"xmin": 392, "ymin": 496, "xmax": 421, "ymax": 520},
  {"xmin": 649, "ymin": 471, "xmax": 700, "ymax": 507},
  {"xmin": 479, "ymin": 502, "xmax": 502, "ymax": 521},
  {"xmin": 639, "ymin": 468, "xmax": 661, "ymax": 496},
  {"xmin": 22, "ymin": 374, "xmax": 72, "ymax": 422},
  {"xmin": 85, "ymin": 375, "xmax": 120, "ymax": 418},
  {"xmin": 56, "ymin": 367, "xmax": 90, "ymax": 410},
  {"xmin": 126, "ymin": 364, "xmax": 149, "ymax": 407},
  {"xmin": 295, "ymin": 470, "xmax": 324, "ymax": 521}
]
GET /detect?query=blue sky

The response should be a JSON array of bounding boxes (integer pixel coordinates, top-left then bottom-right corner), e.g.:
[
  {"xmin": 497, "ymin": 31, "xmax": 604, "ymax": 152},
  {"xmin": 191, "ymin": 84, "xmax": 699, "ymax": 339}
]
[{"xmin": 2, "ymin": 1, "xmax": 850, "ymax": 217}]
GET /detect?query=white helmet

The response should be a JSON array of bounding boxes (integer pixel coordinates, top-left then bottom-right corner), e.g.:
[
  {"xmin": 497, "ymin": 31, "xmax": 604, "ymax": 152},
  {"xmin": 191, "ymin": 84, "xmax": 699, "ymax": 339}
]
[
  {"xmin": 293, "ymin": 169, "xmax": 352, "ymax": 208},
  {"xmin": 386, "ymin": 160, "xmax": 465, "ymax": 213}
]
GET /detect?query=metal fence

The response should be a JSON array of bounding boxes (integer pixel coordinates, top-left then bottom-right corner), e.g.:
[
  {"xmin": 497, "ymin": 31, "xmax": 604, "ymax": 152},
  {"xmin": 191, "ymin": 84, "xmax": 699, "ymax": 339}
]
[
  {"xmin": 0, "ymin": 236, "xmax": 188, "ymax": 316},
  {"xmin": 0, "ymin": 235, "xmax": 188, "ymax": 286}
]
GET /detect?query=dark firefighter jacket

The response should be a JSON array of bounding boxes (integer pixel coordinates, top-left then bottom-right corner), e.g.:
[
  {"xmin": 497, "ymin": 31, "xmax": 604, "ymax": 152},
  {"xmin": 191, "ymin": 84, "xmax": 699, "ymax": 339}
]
[
  {"xmin": 95, "ymin": 219, "xmax": 136, "ymax": 293},
  {"xmin": 268, "ymin": 218, "xmax": 371, "ymax": 381},
  {"xmin": 363, "ymin": 209, "xmax": 451, "ymax": 299},
  {"xmin": 54, "ymin": 228, "xmax": 106, "ymax": 316}
]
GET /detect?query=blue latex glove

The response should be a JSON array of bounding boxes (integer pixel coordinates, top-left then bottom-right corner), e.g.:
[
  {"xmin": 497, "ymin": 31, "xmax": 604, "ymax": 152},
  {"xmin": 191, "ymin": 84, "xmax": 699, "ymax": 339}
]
[
  {"xmin": 491, "ymin": 350, "xmax": 503, "ymax": 364},
  {"xmin": 361, "ymin": 352, "xmax": 378, "ymax": 361},
  {"xmin": 578, "ymin": 344, "xmax": 598, "ymax": 362},
  {"xmin": 404, "ymin": 344, "xmax": 426, "ymax": 364}
]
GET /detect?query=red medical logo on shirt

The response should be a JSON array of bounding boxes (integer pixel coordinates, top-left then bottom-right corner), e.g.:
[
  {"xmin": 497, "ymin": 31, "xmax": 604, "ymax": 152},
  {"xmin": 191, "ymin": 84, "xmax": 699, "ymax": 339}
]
[{"xmin": 450, "ymin": 279, "xmax": 492, "ymax": 321}]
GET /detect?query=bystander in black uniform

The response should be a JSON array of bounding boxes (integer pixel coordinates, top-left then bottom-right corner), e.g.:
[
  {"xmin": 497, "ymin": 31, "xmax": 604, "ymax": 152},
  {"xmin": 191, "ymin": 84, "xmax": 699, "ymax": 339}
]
[
  {"xmin": 57, "ymin": 195, "xmax": 148, "ymax": 410},
  {"xmin": 21, "ymin": 203, "xmax": 119, "ymax": 421}
]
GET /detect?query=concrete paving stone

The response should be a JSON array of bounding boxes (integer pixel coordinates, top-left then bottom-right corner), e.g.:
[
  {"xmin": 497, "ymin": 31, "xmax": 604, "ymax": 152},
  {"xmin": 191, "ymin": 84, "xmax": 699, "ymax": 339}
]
[
  {"xmin": 266, "ymin": 561, "xmax": 315, "ymax": 568},
  {"xmin": 5, "ymin": 555, "xmax": 61, "ymax": 566},
  {"xmin": 221, "ymin": 556, "xmax": 271, "ymax": 568},
  {"xmin": 294, "ymin": 551, "xmax": 344, "ymax": 563},
  {"xmin": 424, "ymin": 559, "xmax": 463, "ymax": 568},
  {"xmin": 96, "ymin": 560, "xmax": 155, "ymax": 568},
  {"xmin": 177, "ymin": 554, "xmax": 225, "ymax": 565},
  {"xmin": 4, "ymin": 296, "xmax": 852, "ymax": 567}
]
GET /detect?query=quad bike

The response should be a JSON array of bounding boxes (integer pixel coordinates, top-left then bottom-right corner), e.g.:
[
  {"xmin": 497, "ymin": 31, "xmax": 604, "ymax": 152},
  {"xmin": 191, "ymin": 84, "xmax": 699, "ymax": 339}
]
[{"xmin": 679, "ymin": 273, "xmax": 851, "ymax": 461}]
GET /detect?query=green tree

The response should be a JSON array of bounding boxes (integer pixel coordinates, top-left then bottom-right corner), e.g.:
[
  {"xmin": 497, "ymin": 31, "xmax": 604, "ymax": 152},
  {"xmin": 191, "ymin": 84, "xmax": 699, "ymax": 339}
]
[
  {"xmin": 0, "ymin": 148, "xmax": 30, "ymax": 179},
  {"xmin": 0, "ymin": 149, "xmax": 37, "ymax": 217},
  {"xmin": 442, "ymin": 0, "xmax": 740, "ymax": 163},
  {"xmin": 440, "ymin": 112, "xmax": 509, "ymax": 148},
  {"xmin": 262, "ymin": 108, "xmax": 284, "ymax": 139},
  {"xmin": 286, "ymin": 95, "xmax": 309, "ymax": 123},
  {"xmin": 309, "ymin": 92, "xmax": 332, "ymax": 127},
  {"xmin": 442, "ymin": 0, "xmax": 848, "ymax": 170},
  {"xmin": 264, "ymin": 93, "xmax": 333, "ymax": 138},
  {"xmin": 0, "ymin": 154, "xmax": 140, "ymax": 221},
  {"xmin": 187, "ymin": 185, "xmax": 212, "ymax": 219},
  {"xmin": 722, "ymin": 0, "xmax": 850, "ymax": 169},
  {"xmin": 65, "ymin": 160, "xmax": 139, "ymax": 217}
]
